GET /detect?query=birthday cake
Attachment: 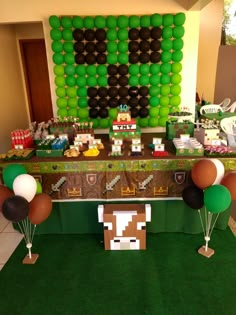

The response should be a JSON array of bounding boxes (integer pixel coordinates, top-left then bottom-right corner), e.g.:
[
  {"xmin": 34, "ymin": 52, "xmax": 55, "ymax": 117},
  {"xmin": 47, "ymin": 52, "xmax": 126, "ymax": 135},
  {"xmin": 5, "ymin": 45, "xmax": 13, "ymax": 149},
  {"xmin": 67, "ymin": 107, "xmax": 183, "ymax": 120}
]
[{"xmin": 109, "ymin": 105, "xmax": 141, "ymax": 141}]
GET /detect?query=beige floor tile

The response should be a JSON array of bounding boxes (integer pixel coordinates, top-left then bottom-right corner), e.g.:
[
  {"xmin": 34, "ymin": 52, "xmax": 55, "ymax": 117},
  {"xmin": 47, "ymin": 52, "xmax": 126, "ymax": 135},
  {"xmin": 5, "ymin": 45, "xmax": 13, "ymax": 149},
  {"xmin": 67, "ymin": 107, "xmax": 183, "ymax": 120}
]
[
  {"xmin": 0, "ymin": 232, "xmax": 23, "ymax": 264},
  {"xmin": 0, "ymin": 212, "xmax": 9, "ymax": 232}
]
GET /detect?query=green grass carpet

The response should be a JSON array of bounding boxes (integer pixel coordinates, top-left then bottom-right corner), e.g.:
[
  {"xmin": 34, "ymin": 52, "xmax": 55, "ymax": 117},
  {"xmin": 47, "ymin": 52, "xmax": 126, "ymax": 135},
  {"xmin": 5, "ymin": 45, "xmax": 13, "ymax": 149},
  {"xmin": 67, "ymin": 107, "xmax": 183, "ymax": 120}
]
[{"xmin": 0, "ymin": 229, "xmax": 236, "ymax": 315}]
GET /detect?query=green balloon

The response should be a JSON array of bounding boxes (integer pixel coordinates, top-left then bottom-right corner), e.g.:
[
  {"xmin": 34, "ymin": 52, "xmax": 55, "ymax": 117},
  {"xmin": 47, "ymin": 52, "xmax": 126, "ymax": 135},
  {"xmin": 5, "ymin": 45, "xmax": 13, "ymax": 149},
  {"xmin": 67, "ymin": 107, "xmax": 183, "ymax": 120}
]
[
  {"xmin": 76, "ymin": 76, "xmax": 86, "ymax": 87},
  {"xmin": 78, "ymin": 97, "xmax": 87, "ymax": 108},
  {"xmin": 150, "ymin": 64, "xmax": 160, "ymax": 74},
  {"xmin": 162, "ymin": 27, "xmax": 173, "ymax": 39},
  {"xmin": 65, "ymin": 65, "xmax": 75, "ymax": 76},
  {"xmin": 54, "ymin": 65, "xmax": 64, "ymax": 76},
  {"xmin": 68, "ymin": 98, "xmax": 78, "ymax": 108},
  {"xmin": 159, "ymin": 116, "xmax": 168, "ymax": 127},
  {"xmin": 56, "ymin": 97, "xmax": 67, "ymax": 108},
  {"xmin": 107, "ymin": 16, "xmax": 117, "ymax": 28},
  {"xmin": 84, "ymin": 16, "xmax": 94, "ymax": 28},
  {"xmin": 163, "ymin": 14, "xmax": 174, "ymax": 27},
  {"xmin": 86, "ymin": 65, "xmax": 96, "ymax": 76},
  {"xmin": 174, "ymin": 13, "xmax": 186, "ymax": 26},
  {"xmin": 118, "ymin": 29, "xmax": 128, "ymax": 41},
  {"xmin": 173, "ymin": 26, "xmax": 185, "ymax": 39},
  {"xmin": 159, "ymin": 107, "xmax": 170, "ymax": 116},
  {"xmin": 150, "ymin": 96, "xmax": 159, "ymax": 107},
  {"xmin": 76, "ymin": 65, "xmax": 86, "ymax": 76},
  {"xmin": 140, "ymin": 64, "xmax": 149, "ymax": 75},
  {"xmin": 109, "ymin": 108, "xmax": 118, "ymax": 119},
  {"xmin": 204, "ymin": 185, "xmax": 231, "ymax": 213},
  {"xmin": 66, "ymin": 76, "xmax": 76, "ymax": 86},
  {"xmin": 97, "ymin": 65, "xmax": 107, "ymax": 76},
  {"xmin": 50, "ymin": 29, "xmax": 62, "ymax": 41},
  {"xmin": 118, "ymin": 53, "xmax": 128, "ymax": 64},
  {"xmin": 139, "ymin": 75, "xmax": 149, "ymax": 86},
  {"xmin": 64, "ymin": 53, "xmax": 75, "ymax": 65},
  {"xmin": 107, "ymin": 29, "xmax": 117, "ymax": 41},
  {"xmin": 49, "ymin": 16, "xmax": 61, "ymax": 28},
  {"xmin": 170, "ymin": 95, "xmax": 181, "ymax": 106},
  {"xmin": 72, "ymin": 16, "xmax": 83, "ymax": 28},
  {"xmin": 55, "ymin": 76, "xmax": 65, "ymax": 87},
  {"xmin": 170, "ymin": 85, "xmax": 181, "ymax": 95},
  {"xmin": 140, "ymin": 15, "xmax": 150, "ymax": 27},
  {"xmin": 77, "ymin": 87, "xmax": 87, "ymax": 97},
  {"xmin": 107, "ymin": 41, "xmax": 117, "ymax": 53},
  {"xmin": 36, "ymin": 180, "xmax": 43, "ymax": 194},
  {"xmin": 95, "ymin": 15, "xmax": 106, "ymax": 28},
  {"xmin": 66, "ymin": 87, "xmax": 77, "ymax": 97},
  {"xmin": 171, "ymin": 63, "xmax": 182, "ymax": 74},
  {"xmin": 118, "ymin": 41, "xmax": 128, "ymax": 53},
  {"xmin": 139, "ymin": 118, "xmax": 149, "ymax": 128},
  {"xmin": 149, "ymin": 107, "xmax": 159, "ymax": 117},
  {"xmin": 129, "ymin": 64, "xmax": 139, "ymax": 75},
  {"xmin": 51, "ymin": 41, "xmax": 63, "ymax": 53},
  {"xmin": 173, "ymin": 38, "xmax": 184, "ymax": 50},
  {"xmin": 129, "ymin": 76, "xmax": 139, "ymax": 86},
  {"xmin": 160, "ymin": 63, "xmax": 171, "ymax": 74},
  {"xmin": 3, "ymin": 164, "xmax": 27, "ymax": 190},
  {"xmin": 78, "ymin": 108, "xmax": 89, "ymax": 119},
  {"xmin": 161, "ymin": 39, "xmax": 172, "ymax": 51},
  {"xmin": 149, "ymin": 86, "xmax": 160, "ymax": 97},
  {"xmin": 117, "ymin": 15, "xmax": 129, "ymax": 28},
  {"xmin": 151, "ymin": 14, "xmax": 162, "ymax": 27},
  {"xmin": 63, "ymin": 42, "xmax": 74, "ymax": 53},
  {"xmin": 129, "ymin": 15, "xmax": 140, "ymax": 28},
  {"xmin": 97, "ymin": 76, "xmax": 108, "ymax": 87},
  {"xmin": 161, "ymin": 85, "xmax": 170, "ymax": 95},
  {"xmin": 53, "ymin": 53, "xmax": 64, "ymax": 65},
  {"xmin": 107, "ymin": 53, "xmax": 118, "ymax": 64},
  {"xmin": 68, "ymin": 108, "xmax": 78, "ymax": 117},
  {"xmin": 161, "ymin": 51, "xmax": 172, "ymax": 63},
  {"xmin": 87, "ymin": 76, "xmax": 97, "ymax": 87},
  {"xmin": 62, "ymin": 29, "xmax": 73, "ymax": 41},
  {"xmin": 171, "ymin": 74, "xmax": 182, "ymax": 84},
  {"xmin": 61, "ymin": 17, "xmax": 72, "ymax": 28},
  {"xmin": 56, "ymin": 87, "xmax": 66, "ymax": 97},
  {"xmin": 149, "ymin": 74, "xmax": 160, "ymax": 86},
  {"xmin": 149, "ymin": 117, "xmax": 159, "ymax": 127},
  {"xmin": 57, "ymin": 108, "xmax": 68, "ymax": 118},
  {"xmin": 100, "ymin": 118, "xmax": 109, "ymax": 128},
  {"xmin": 160, "ymin": 74, "xmax": 170, "ymax": 85},
  {"xmin": 159, "ymin": 96, "xmax": 169, "ymax": 106},
  {"xmin": 172, "ymin": 51, "xmax": 183, "ymax": 62}
]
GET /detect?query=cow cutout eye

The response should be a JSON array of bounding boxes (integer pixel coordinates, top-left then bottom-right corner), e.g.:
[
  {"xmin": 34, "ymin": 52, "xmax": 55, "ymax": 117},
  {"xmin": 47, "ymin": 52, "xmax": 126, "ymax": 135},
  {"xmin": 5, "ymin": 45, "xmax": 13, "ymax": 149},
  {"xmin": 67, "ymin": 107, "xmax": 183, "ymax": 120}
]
[
  {"xmin": 104, "ymin": 222, "xmax": 113, "ymax": 230},
  {"xmin": 137, "ymin": 222, "xmax": 146, "ymax": 230}
]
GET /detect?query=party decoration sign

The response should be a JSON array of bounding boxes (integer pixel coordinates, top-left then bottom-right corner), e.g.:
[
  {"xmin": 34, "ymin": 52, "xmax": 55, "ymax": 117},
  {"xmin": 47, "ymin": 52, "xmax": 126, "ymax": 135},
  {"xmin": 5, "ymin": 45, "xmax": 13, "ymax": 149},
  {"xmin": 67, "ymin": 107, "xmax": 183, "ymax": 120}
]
[{"xmin": 49, "ymin": 13, "xmax": 185, "ymax": 128}]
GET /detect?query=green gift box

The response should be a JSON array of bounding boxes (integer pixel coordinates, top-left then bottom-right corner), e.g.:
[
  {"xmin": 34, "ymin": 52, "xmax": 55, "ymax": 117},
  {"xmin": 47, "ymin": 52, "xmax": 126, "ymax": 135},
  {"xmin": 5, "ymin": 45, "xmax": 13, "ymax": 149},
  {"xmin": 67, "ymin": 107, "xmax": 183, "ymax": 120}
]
[{"xmin": 166, "ymin": 121, "xmax": 194, "ymax": 140}]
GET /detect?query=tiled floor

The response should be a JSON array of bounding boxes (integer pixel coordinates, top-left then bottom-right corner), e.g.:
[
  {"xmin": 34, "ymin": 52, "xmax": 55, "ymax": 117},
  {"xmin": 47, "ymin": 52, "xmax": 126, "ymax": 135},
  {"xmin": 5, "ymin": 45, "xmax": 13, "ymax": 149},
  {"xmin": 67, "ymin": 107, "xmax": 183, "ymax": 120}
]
[{"xmin": 0, "ymin": 212, "xmax": 23, "ymax": 271}]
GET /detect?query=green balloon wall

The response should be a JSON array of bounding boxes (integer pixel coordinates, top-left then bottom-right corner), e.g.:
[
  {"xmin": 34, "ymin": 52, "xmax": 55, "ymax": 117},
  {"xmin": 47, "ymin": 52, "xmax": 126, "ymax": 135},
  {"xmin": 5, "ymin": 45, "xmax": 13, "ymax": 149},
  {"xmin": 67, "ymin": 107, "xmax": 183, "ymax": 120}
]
[{"xmin": 49, "ymin": 13, "xmax": 185, "ymax": 128}]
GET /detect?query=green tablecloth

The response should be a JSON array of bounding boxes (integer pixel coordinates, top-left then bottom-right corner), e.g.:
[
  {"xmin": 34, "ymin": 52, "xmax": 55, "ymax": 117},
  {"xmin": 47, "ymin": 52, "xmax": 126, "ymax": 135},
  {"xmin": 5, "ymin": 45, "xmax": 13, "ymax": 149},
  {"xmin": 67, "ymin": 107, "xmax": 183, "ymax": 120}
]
[{"xmin": 31, "ymin": 200, "xmax": 231, "ymax": 235}]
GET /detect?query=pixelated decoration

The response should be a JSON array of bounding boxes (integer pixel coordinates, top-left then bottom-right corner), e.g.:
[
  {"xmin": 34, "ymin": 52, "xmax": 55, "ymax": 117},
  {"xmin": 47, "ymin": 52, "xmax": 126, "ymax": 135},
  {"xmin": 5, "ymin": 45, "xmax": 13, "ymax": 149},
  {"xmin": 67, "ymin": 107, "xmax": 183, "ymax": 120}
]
[
  {"xmin": 49, "ymin": 13, "xmax": 185, "ymax": 127},
  {"xmin": 98, "ymin": 204, "xmax": 151, "ymax": 250}
]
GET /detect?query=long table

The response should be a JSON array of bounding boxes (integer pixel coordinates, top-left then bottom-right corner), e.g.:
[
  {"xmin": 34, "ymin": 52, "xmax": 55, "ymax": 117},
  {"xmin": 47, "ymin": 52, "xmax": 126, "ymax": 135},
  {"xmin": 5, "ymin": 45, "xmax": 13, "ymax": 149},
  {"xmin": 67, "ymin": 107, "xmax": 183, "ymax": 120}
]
[{"xmin": 0, "ymin": 133, "xmax": 234, "ymax": 234}]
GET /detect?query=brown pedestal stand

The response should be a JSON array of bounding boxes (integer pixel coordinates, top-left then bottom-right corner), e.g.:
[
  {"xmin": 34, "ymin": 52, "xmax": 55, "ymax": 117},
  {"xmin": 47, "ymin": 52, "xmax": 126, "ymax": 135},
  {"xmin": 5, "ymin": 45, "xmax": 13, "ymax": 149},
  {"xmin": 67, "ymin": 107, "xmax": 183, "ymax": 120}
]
[
  {"xmin": 22, "ymin": 253, "xmax": 39, "ymax": 264},
  {"xmin": 198, "ymin": 245, "xmax": 215, "ymax": 258}
]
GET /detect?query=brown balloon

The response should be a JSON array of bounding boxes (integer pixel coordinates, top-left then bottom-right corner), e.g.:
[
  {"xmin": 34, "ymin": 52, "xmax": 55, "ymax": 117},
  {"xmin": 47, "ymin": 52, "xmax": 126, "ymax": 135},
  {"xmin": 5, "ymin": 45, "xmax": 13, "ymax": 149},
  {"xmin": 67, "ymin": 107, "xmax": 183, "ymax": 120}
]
[
  {"xmin": 191, "ymin": 159, "xmax": 217, "ymax": 189},
  {"xmin": 0, "ymin": 185, "xmax": 13, "ymax": 212},
  {"xmin": 221, "ymin": 173, "xmax": 236, "ymax": 201},
  {"xmin": 28, "ymin": 193, "xmax": 52, "ymax": 225}
]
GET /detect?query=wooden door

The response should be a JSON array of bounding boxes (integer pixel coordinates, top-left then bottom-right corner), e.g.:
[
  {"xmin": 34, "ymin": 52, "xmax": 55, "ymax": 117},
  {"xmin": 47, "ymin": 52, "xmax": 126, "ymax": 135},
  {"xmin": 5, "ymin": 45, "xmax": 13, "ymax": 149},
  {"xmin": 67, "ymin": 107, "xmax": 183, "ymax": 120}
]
[{"xmin": 20, "ymin": 39, "xmax": 53, "ymax": 123}]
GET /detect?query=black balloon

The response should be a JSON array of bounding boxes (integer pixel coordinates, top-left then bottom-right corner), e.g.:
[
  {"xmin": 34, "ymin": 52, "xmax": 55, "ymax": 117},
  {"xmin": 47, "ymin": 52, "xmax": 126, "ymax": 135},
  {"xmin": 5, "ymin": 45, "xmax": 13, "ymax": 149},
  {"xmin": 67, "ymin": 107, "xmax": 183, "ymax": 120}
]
[
  {"xmin": 139, "ymin": 97, "xmax": 149, "ymax": 107},
  {"xmin": 98, "ymin": 87, "xmax": 108, "ymax": 97},
  {"xmin": 96, "ymin": 53, "xmax": 106, "ymax": 64},
  {"xmin": 108, "ymin": 98, "xmax": 119, "ymax": 108},
  {"xmin": 89, "ymin": 108, "xmax": 99, "ymax": 118},
  {"xmin": 96, "ymin": 29, "xmax": 106, "ymax": 41},
  {"xmin": 75, "ymin": 54, "xmax": 85, "ymax": 64},
  {"xmin": 98, "ymin": 98, "xmax": 108, "ymax": 108},
  {"xmin": 129, "ymin": 41, "xmax": 139, "ymax": 53},
  {"xmin": 85, "ymin": 42, "xmax": 95, "ymax": 53},
  {"xmin": 139, "ymin": 52, "xmax": 150, "ymax": 63},
  {"xmin": 139, "ymin": 107, "xmax": 149, "ymax": 118},
  {"xmin": 140, "ymin": 40, "xmax": 150, "ymax": 52},
  {"xmin": 73, "ymin": 29, "xmax": 84, "ymax": 41},
  {"xmin": 129, "ymin": 52, "xmax": 139, "ymax": 64},
  {"xmin": 118, "ymin": 65, "xmax": 128, "ymax": 75},
  {"xmin": 84, "ymin": 29, "xmax": 95, "ymax": 41},
  {"xmin": 130, "ymin": 107, "xmax": 139, "ymax": 118},
  {"xmin": 88, "ymin": 87, "xmax": 97, "ymax": 98},
  {"xmin": 108, "ymin": 65, "xmax": 118, "ymax": 75},
  {"xmin": 182, "ymin": 186, "xmax": 204, "ymax": 210},
  {"xmin": 2, "ymin": 195, "xmax": 29, "ymax": 222},
  {"xmin": 150, "ymin": 51, "xmax": 161, "ymax": 63},
  {"xmin": 85, "ymin": 53, "xmax": 96, "ymax": 64},
  {"xmin": 129, "ymin": 28, "xmax": 139, "ymax": 40},
  {"xmin": 129, "ymin": 87, "xmax": 139, "ymax": 97},
  {"xmin": 119, "ymin": 97, "xmax": 128, "ymax": 105},
  {"xmin": 150, "ymin": 40, "xmax": 161, "ymax": 51},
  {"xmin": 108, "ymin": 76, "xmax": 118, "ymax": 86},
  {"xmin": 118, "ymin": 76, "xmax": 128, "ymax": 87},
  {"xmin": 108, "ymin": 87, "xmax": 118, "ymax": 98},
  {"xmin": 99, "ymin": 108, "xmax": 108, "ymax": 118},
  {"xmin": 139, "ymin": 27, "xmax": 150, "ymax": 39},
  {"xmin": 118, "ymin": 87, "xmax": 128, "ymax": 97},
  {"xmin": 128, "ymin": 97, "xmax": 139, "ymax": 107},
  {"xmin": 151, "ymin": 27, "xmax": 162, "ymax": 39},
  {"xmin": 74, "ymin": 42, "xmax": 85, "ymax": 53},
  {"xmin": 88, "ymin": 98, "xmax": 98, "ymax": 108},
  {"xmin": 139, "ymin": 86, "xmax": 149, "ymax": 96},
  {"xmin": 96, "ymin": 42, "xmax": 106, "ymax": 53}
]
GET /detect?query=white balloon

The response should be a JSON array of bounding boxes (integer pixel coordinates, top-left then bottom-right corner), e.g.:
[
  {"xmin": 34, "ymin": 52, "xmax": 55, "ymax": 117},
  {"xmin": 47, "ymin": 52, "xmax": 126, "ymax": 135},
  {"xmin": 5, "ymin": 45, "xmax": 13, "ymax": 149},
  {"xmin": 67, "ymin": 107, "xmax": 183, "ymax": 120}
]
[
  {"xmin": 13, "ymin": 174, "xmax": 37, "ymax": 202},
  {"xmin": 211, "ymin": 159, "xmax": 225, "ymax": 185}
]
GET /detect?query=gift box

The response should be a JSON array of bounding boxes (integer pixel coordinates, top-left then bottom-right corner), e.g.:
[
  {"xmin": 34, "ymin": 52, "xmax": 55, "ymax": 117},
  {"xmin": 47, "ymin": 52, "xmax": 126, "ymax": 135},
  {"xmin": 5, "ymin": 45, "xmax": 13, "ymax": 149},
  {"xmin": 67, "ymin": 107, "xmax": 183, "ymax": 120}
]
[
  {"xmin": 194, "ymin": 128, "xmax": 220, "ymax": 145},
  {"xmin": 166, "ymin": 121, "xmax": 194, "ymax": 140}
]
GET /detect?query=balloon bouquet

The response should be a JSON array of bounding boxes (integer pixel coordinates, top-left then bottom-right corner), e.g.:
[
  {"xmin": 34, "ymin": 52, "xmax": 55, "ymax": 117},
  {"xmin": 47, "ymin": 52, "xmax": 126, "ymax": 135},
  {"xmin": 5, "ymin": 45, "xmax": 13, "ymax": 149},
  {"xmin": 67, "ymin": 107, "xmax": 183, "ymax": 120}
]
[
  {"xmin": 182, "ymin": 159, "xmax": 234, "ymax": 258},
  {"xmin": 0, "ymin": 164, "xmax": 52, "ymax": 264}
]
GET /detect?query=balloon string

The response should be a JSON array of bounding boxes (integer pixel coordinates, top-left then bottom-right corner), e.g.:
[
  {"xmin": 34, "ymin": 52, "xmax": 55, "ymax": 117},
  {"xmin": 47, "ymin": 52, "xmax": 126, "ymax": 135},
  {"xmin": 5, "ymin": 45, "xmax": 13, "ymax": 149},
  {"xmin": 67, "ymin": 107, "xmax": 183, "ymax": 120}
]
[
  {"xmin": 17, "ymin": 221, "xmax": 28, "ymax": 244},
  {"xmin": 31, "ymin": 224, "xmax": 37, "ymax": 244},
  {"xmin": 209, "ymin": 213, "xmax": 220, "ymax": 237},
  {"xmin": 204, "ymin": 206, "xmax": 208, "ymax": 233},
  {"xmin": 198, "ymin": 209, "xmax": 206, "ymax": 236},
  {"xmin": 206, "ymin": 212, "xmax": 213, "ymax": 237}
]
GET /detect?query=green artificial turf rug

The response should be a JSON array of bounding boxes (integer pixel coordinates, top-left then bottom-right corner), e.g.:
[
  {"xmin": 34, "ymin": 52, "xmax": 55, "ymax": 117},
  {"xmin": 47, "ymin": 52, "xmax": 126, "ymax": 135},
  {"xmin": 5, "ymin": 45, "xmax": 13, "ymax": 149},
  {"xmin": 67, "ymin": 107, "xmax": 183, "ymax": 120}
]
[{"xmin": 0, "ymin": 228, "xmax": 236, "ymax": 315}]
